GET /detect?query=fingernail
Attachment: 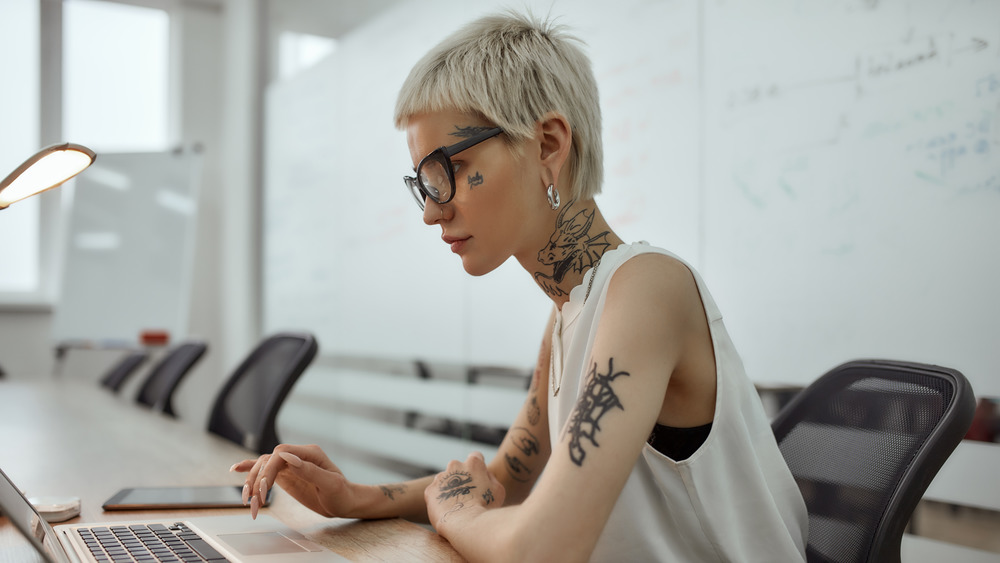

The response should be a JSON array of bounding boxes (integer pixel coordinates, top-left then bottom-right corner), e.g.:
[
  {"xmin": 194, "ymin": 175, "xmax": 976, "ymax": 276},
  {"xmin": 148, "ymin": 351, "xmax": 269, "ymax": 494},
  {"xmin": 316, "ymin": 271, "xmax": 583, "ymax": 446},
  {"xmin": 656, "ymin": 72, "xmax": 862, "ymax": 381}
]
[
  {"xmin": 259, "ymin": 478, "xmax": 268, "ymax": 500},
  {"xmin": 229, "ymin": 462, "xmax": 240, "ymax": 472},
  {"xmin": 278, "ymin": 452, "xmax": 302, "ymax": 467},
  {"xmin": 250, "ymin": 495, "xmax": 259, "ymax": 520},
  {"xmin": 241, "ymin": 484, "xmax": 249, "ymax": 505}
]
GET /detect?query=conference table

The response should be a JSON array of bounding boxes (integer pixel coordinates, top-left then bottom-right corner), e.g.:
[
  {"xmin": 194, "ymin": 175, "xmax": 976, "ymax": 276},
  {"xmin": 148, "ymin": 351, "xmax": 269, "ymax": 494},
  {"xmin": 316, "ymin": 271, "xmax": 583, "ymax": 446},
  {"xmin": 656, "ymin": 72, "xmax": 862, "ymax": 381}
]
[{"xmin": 0, "ymin": 379, "xmax": 464, "ymax": 562}]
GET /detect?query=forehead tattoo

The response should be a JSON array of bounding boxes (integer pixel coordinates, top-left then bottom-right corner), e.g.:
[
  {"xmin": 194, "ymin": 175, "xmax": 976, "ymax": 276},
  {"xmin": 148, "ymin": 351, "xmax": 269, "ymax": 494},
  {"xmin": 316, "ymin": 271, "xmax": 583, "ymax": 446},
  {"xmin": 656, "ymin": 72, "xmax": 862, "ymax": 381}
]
[{"xmin": 450, "ymin": 125, "xmax": 495, "ymax": 139}]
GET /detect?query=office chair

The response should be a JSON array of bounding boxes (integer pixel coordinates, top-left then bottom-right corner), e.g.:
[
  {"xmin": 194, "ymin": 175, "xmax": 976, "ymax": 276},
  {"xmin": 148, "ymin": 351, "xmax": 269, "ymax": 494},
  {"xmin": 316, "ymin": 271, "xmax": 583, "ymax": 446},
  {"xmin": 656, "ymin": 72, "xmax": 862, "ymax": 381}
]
[
  {"xmin": 100, "ymin": 349, "xmax": 150, "ymax": 392},
  {"xmin": 207, "ymin": 332, "xmax": 318, "ymax": 454},
  {"xmin": 134, "ymin": 340, "xmax": 208, "ymax": 417},
  {"xmin": 771, "ymin": 359, "xmax": 976, "ymax": 563}
]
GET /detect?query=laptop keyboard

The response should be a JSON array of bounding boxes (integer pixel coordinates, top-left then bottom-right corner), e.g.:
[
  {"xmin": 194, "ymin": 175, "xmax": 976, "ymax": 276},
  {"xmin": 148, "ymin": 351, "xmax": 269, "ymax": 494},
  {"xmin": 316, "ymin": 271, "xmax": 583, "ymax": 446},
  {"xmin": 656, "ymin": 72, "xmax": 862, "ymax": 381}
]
[{"xmin": 76, "ymin": 522, "xmax": 228, "ymax": 562}]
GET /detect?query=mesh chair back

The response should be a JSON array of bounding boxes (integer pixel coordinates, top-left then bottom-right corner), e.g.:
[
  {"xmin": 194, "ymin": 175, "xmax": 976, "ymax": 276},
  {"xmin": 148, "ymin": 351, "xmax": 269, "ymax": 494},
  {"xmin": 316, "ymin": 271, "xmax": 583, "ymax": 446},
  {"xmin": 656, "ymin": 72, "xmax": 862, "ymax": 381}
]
[
  {"xmin": 134, "ymin": 341, "xmax": 207, "ymax": 417},
  {"xmin": 207, "ymin": 332, "xmax": 317, "ymax": 454},
  {"xmin": 771, "ymin": 359, "xmax": 975, "ymax": 563},
  {"xmin": 100, "ymin": 350, "xmax": 149, "ymax": 392}
]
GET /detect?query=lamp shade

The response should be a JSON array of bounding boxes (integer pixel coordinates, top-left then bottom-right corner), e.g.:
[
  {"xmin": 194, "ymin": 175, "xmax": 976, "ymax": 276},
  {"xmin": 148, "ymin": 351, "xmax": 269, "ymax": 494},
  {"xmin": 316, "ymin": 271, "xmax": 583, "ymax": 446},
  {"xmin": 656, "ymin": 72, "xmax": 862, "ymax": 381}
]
[{"xmin": 0, "ymin": 143, "xmax": 96, "ymax": 209}]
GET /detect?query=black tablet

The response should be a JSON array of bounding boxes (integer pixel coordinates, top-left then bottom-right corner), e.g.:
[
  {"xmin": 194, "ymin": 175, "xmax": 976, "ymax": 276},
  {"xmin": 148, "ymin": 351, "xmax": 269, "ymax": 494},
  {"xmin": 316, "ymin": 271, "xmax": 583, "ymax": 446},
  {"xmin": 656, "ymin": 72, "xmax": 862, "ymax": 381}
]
[{"xmin": 102, "ymin": 486, "xmax": 271, "ymax": 511}]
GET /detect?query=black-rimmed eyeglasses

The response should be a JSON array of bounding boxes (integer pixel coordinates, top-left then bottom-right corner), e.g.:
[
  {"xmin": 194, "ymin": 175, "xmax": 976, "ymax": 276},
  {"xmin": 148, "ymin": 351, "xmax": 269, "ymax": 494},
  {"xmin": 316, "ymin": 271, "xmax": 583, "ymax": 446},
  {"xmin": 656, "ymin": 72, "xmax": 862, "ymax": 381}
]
[{"xmin": 403, "ymin": 127, "xmax": 503, "ymax": 211}]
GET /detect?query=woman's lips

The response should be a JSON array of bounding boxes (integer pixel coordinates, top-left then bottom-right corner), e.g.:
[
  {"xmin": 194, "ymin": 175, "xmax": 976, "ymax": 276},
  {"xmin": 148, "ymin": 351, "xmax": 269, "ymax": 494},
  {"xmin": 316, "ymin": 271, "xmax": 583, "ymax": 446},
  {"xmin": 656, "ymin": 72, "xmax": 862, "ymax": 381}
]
[{"xmin": 442, "ymin": 235, "xmax": 470, "ymax": 253}]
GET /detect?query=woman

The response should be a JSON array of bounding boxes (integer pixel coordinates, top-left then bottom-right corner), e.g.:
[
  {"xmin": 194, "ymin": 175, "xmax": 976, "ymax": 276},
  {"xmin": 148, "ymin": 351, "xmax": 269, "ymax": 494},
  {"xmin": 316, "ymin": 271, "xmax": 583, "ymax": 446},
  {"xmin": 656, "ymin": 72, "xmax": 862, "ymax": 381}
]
[{"xmin": 233, "ymin": 11, "xmax": 807, "ymax": 561}]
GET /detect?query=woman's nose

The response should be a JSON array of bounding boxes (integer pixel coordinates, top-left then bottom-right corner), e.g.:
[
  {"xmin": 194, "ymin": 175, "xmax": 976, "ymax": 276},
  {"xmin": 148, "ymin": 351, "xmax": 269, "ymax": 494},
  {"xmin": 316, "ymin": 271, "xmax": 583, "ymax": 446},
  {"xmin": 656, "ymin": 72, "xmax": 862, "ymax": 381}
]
[{"xmin": 423, "ymin": 198, "xmax": 447, "ymax": 225}]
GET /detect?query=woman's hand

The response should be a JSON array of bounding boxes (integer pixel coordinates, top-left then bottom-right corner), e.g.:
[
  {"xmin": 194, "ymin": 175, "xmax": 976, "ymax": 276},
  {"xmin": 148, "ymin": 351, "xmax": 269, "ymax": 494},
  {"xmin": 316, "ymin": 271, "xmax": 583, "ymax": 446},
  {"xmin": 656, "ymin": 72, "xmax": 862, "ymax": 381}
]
[
  {"xmin": 425, "ymin": 452, "xmax": 505, "ymax": 533},
  {"xmin": 230, "ymin": 444, "xmax": 354, "ymax": 520}
]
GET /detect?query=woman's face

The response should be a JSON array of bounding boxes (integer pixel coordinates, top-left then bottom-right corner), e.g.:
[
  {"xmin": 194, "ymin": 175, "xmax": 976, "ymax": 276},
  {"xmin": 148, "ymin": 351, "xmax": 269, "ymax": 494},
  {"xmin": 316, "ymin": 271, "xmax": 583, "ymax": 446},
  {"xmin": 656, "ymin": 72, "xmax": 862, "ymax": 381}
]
[{"xmin": 406, "ymin": 110, "xmax": 545, "ymax": 276}]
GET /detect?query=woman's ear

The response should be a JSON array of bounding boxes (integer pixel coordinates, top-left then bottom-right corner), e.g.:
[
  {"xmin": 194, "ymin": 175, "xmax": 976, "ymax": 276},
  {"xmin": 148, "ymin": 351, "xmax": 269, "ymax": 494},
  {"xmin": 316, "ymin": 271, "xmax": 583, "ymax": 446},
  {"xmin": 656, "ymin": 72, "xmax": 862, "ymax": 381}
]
[{"xmin": 536, "ymin": 112, "xmax": 572, "ymax": 188}]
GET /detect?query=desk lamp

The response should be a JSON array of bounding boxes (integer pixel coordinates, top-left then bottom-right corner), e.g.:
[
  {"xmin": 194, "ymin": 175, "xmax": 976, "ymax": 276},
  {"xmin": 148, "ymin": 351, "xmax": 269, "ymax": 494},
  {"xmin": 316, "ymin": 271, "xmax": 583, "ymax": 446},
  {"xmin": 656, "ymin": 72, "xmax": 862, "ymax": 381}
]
[
  {"xmin": 0, "ymin": 142, "xmax": 96, "ymax": 210},
  {"xmin": 0, "ymin": 143, "xmax": 95, "ymax": 380}
]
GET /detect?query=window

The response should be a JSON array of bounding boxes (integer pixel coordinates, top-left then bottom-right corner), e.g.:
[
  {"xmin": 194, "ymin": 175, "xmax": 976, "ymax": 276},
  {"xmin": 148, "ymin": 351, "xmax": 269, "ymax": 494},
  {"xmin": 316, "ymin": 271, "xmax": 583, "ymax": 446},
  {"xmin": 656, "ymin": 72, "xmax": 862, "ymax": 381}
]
[
  {"xmin": 0, "ymin": 0, "xmax": 170, "ymax": 299},
  {"xmin": 0, "ymin": 0, "xmax": 40, "ymax": 292}
]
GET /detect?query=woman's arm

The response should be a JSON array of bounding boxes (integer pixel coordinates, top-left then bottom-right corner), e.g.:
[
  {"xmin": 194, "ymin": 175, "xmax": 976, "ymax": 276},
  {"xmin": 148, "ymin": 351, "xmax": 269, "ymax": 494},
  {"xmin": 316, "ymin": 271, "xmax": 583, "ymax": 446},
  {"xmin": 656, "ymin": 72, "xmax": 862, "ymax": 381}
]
[
  {"xmin": 427, "ymin": 255, "xmax": 711, "ymax": 562},
  {"xmin": 232, "ymin": 444, "xmax": 438, "ymax": 522},
  {"xmin": 484, "ymin": 307, "xmax": 555, "ymax": 503},
  {"xmin": 237, "ymin": 308, "xmax": 559, "ymax": 524}
]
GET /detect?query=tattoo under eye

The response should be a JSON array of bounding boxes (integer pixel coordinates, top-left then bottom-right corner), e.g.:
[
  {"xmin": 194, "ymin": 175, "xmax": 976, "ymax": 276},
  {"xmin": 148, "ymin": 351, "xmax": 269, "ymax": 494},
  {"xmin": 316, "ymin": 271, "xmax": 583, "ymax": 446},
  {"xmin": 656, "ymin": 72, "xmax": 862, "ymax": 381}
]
[
  {"xmin": 437, "ymin": 471, "xmax": 476, "ymax": 501},
  {"xmin": 468, "ymin": 171, "xmax": 484, "ymax": 187},
  {"xmin": 565, "ymin": 357, "xmax": 630, "ymax": 467}
]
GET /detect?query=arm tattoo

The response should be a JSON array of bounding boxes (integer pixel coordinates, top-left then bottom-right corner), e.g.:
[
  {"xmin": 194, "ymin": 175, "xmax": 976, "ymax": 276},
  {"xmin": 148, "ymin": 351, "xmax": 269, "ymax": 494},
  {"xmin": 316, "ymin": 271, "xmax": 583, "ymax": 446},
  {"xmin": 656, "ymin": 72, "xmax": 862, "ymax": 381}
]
[
  {"xmin": 565, "ymin": 358, "xmax": 630, "ymax": 466},
  {"xmin": 534, "ymin": 203, "xmax": 612, "ymax": 298},
  {"xmin": 379, "ymin": 484, "xmax": 407, "ymax": 501},
  {"xmin": 436, "ymin": 471, "xmax": 476, "ymax": 501},
  {"xmin": 503, "ymin": 427, "xmax": 540, "ymax": 482},
  {"xmin": 483, "ymin": 489, "xmax": 495, "ymax": 506},
  {"xmin": 450, "ymin": 125, "xmax": 494, "ymax": 138},
  {"xmin": 527, "ymin": 395, "xmax": 541, "ymax": 425}
]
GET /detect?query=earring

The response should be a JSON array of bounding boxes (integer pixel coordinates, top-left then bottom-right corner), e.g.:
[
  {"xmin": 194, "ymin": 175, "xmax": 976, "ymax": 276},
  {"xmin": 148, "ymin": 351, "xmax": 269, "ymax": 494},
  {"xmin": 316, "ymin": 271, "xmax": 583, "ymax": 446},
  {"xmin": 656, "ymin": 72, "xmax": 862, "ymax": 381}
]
[{"xmin": 546, "ymin": 184, "xmax": 561, "ymax": 210}]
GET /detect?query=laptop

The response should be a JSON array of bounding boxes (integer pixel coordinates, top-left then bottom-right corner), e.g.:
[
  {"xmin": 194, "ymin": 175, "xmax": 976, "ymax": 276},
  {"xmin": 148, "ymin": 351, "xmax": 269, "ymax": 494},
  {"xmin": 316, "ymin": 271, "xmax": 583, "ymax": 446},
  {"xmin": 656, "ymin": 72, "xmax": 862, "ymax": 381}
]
[{"xmin": 0, "ymin": 465, "xmax": 349, "ymax": 562}]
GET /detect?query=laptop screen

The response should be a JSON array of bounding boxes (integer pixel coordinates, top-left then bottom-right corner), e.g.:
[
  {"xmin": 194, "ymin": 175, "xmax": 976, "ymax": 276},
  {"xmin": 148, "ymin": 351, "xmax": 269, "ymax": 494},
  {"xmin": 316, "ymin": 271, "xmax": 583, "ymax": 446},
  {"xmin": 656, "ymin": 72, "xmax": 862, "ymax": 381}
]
[{"xmin": 0, "ymin": 465, "xmax": 69, "ymax": 563}]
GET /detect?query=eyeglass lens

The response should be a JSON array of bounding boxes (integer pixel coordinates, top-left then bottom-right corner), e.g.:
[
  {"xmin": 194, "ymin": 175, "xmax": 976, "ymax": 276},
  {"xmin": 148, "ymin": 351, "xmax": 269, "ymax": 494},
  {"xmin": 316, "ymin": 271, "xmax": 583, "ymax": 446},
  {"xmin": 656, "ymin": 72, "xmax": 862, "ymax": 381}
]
[{"xmin": 418, "ymin": 155, "xmax": 451, "ymax": 204}]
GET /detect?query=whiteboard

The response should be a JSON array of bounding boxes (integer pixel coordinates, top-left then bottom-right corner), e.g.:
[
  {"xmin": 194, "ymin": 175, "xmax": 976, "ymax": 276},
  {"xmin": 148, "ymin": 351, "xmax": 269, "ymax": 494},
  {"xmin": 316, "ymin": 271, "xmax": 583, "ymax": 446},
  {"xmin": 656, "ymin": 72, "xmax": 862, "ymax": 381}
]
[
  {"xmin": 701, "ymin": 1, "xmax": 1000, "ymax": 395},
  {"xmin": 53, "ymin": 148, "xmax": 202, "ymax": 344},
  {"xmin": 263, "ymin": 0, "xmax": 1000, "ymax": 395}
]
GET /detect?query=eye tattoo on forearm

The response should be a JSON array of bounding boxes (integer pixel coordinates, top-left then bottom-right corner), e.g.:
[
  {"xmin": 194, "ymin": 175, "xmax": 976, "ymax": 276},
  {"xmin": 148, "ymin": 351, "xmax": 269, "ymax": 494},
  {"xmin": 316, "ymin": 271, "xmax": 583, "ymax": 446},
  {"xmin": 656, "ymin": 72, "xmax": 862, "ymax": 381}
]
[
  {"xmin": 437, "ymin": 471, "xmax": 476, "ymax": 501},
  {"xmin": 379, "ymin": 484, "xmax": 407, "ymax": 501},
  {"xmin": 503, "ymin": 427, "xmax": 540, "ymax": 482},
  {"xmin": 565, "ymin": 357, "xmax": 630, "ymax": 466}
]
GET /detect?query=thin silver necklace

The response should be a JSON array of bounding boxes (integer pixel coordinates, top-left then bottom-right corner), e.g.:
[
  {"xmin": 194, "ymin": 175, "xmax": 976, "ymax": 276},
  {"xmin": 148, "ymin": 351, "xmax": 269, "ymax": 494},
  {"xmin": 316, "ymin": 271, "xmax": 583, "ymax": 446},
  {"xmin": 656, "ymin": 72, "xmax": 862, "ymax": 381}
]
[{"xmin": 551, "ymin": 257, "xmax": 603, "ymax": 397}]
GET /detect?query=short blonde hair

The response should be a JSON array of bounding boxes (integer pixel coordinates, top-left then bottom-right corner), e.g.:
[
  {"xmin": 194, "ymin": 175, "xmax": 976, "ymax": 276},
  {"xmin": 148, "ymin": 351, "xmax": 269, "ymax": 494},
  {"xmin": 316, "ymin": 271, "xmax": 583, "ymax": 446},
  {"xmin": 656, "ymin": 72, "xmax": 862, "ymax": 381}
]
[{"xmin": 394, "ymin": 10, "xmax": 603, "ymax": 200}]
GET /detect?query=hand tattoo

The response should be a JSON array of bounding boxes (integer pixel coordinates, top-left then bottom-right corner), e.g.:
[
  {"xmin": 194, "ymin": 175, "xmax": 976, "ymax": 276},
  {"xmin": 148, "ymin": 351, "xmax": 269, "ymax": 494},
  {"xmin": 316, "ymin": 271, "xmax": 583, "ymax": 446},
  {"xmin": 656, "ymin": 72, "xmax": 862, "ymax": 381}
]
[
  {"xmin": 437, "ymin": 471, "xmax": 476, "ymax": 501},
  {"xmin": 483, "ymin": 489, "xmax": 495, "ymax": 506},
  {"xmin": 440, "ymin": 502, "xmax": 465, "ymax": 523}
]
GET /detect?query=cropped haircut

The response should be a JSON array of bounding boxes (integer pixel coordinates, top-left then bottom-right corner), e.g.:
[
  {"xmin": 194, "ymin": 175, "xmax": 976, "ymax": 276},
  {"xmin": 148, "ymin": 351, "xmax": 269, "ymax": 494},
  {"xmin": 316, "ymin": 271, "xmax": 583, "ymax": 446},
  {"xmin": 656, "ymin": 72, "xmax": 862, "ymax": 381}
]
[{"xmin": 394, "ymin": 10, "xmax": 604, "ymax": 200}]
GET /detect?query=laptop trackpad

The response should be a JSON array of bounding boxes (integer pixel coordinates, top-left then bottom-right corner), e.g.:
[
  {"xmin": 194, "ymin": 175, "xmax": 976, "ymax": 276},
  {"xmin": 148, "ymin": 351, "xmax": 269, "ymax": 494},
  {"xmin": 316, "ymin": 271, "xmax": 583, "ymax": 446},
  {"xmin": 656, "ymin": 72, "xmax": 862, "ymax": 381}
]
[{"xmin": 217, "ymin": 531, "xmax": 320, "ymax": 555}]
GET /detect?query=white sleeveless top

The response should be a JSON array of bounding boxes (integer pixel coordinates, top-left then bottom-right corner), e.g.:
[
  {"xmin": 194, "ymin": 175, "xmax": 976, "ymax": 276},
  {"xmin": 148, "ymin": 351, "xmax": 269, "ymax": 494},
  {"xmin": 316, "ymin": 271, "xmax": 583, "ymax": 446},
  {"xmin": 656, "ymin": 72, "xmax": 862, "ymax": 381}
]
[{"xmin": 548, "ymin": 242, "xmax": 807, "ymax": 562}]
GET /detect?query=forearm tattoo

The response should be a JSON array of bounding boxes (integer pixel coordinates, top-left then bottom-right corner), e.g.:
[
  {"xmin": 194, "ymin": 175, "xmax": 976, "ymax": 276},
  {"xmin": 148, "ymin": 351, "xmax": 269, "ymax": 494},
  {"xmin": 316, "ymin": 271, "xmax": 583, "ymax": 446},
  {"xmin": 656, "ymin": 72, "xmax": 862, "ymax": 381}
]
[
  {"xmin": 527, "ymin": 395, "xmax": 541, "ymax": 425},
  {"xmin": 503, "ymin": 427, "xmax": 540, "ymax": 482},
  {"xmin": 379, "ymin": 484, "xmax": 407, "ymax": 501},
  {"xmin": 565, "ymin": 358, "xmax": 630, "ymax": 466},
  {"xmin": 535, "ymin": 203, "xmax": 612, "ymax": 298},
  {"xmin": 436, "ymin": 471, "xmax": 476, "ymax": 501}
]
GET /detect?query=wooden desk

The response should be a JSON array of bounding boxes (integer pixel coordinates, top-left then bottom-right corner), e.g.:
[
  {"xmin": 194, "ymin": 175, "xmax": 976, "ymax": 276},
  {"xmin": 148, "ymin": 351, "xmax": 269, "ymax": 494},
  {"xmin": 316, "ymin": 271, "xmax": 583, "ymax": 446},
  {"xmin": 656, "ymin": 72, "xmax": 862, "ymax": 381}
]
[{"xmin": 0, "ymin": 380, "xmax": 463, "ymax": 562}]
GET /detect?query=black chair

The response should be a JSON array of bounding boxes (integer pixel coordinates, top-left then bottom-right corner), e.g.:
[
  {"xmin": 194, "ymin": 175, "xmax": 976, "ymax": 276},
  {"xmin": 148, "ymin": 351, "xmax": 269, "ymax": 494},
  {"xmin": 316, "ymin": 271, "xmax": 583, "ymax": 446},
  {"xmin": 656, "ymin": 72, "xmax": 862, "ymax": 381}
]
[
  {"xmin": 771, "ymin": 359, "xmax": 976, "ymax": 563},
  {"xmin": 207, "ymin": 332, "xmax": 317, "ymax": 454},
  {"xmin": 134, "ymin": 341, "xmax": 207, "ymax": 417},
  {"xmin": 100, "ymin": 350, "xmax": 150, "ymax": 392}
]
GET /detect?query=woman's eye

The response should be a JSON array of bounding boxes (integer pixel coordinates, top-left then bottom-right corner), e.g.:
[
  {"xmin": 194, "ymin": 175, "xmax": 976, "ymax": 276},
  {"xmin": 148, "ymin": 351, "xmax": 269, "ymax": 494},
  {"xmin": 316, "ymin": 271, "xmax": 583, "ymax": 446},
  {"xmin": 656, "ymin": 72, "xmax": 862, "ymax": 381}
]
[{"xmin": 451, "ymin": 162, "xmax": 463, "ymax": 175}]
